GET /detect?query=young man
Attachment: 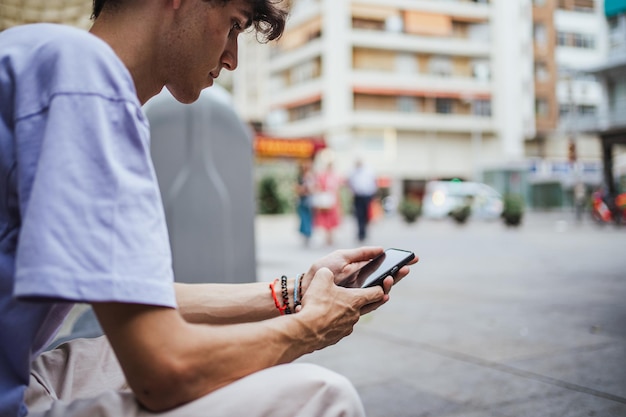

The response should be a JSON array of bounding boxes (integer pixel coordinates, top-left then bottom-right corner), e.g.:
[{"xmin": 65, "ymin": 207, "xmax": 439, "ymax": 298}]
[{"xmin": 0, "ymin": 1, "xmax": 417, "ymax": 416}]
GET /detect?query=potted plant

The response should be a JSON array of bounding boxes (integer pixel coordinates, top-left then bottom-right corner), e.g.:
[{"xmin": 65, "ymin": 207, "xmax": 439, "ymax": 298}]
[
  {"xmin": 501, "ymin": 194, "xmax": 524, "ymax": 226},
  {"xmin": 398, "ymin": 198, "xmax": 421, "ymax": 224},
  {"xmin": 449, "ymin": 204, "xmax": 471, "ymax": 224},
  {"xmin": 257, "ymin": 175, "xmax": 287, "ymax": 214}
]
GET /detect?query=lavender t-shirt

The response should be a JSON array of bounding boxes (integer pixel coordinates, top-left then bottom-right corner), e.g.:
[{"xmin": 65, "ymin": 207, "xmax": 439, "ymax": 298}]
[{"xmin": 0, "ymin": 23, "xmax": 176, "ymax": 417}]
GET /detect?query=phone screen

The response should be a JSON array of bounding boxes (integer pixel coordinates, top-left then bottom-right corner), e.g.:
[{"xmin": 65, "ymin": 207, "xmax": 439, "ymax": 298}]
[{"xmin": 337, "ymin": 248, "xmax": 415, "ymax": 288}]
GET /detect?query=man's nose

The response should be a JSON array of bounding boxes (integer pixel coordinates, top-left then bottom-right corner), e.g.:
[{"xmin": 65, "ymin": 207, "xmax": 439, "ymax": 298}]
[{"xmin": 221, "ymin": 37, "xmax": 238, "ymax": 71}]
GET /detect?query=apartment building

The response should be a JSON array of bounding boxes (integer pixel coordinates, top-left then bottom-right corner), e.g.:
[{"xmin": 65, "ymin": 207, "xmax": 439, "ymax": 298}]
[
  {"xmin": 580, "ymin": 0, "xmax": 626, "ymax": 196},
  {"xmin": 526, "ymin": 0, "xmax": 607, "ymax": 205},
  {"xmin": 234, "ymin": 0, "xmax": 535, "ymax": 199},
  {"xmin": 233, "ymin": 0, "xmax": 615, "ymax": 207}
]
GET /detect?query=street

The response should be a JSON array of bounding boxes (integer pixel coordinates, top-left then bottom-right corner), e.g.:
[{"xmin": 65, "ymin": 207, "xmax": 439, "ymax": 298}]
[{"xmin": 255, "ymin": 211, "xmax": 626, "ymax": 417}]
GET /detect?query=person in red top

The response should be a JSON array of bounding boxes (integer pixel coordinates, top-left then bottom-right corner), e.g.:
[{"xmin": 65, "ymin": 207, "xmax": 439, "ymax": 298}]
[{"xmin": 314, "ymin": 161, "xmax": 343, "ymax": 246}]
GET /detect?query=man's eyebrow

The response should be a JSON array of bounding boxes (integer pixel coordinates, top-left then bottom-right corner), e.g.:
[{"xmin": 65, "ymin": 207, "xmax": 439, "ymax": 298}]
[{"xmin": 239, "ymin": 7, "xmax": 253, "ymax": 29}]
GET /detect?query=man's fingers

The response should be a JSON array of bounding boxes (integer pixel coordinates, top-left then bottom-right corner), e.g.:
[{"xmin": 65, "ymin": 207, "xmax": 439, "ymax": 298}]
[
  {"xmin": 381, "ymin": 276, "xmax": 394, "ymax": 294},
  {"xmin": 338, "ymin": 246, "xmax": 383, "ymax": 265},
  {"xmin": 356, "ymin": 285, "xmax": 385, "ymax": 306}
]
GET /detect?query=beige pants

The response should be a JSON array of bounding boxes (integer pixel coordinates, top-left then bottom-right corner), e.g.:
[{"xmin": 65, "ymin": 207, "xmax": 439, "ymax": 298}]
[{"xmin": 25, "ymin": 336, "xmax": 366, "ymax": 417}]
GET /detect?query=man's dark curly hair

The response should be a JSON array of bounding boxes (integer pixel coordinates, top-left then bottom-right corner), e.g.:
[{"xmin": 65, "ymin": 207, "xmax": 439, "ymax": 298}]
[{"xmin": 92, "ymin": 0, "xmax": 287, "ymax": 42}]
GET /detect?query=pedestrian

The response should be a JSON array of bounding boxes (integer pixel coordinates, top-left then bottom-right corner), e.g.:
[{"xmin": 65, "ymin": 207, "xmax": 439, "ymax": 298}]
[
  {"xmin": 574, "ymin": 181, "xmax": 586, "ymax": 223},
  {"xmin": 313, "ymin": 160, "xmax": 343, "ymax": 246},
  {"xmin": 0, "ymin": 2, "xmax": 417, "ymax": 417},
  {"xmin": 295, "ymin": 159, "xmax": 315, "ymax": 246},
  {"xmin": 348, "ymin": 158, "xmax": 378, "ymax": 242}
]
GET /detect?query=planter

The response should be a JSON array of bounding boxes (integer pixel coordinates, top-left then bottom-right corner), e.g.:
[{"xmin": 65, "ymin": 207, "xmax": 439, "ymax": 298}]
[
  {"xmin": 398, "ymin": 199, "xmax": 421, "ymax": 224},
  {"xmin": 503, "ymin": 212, "xmax": 522, "ymax": 226},
  {"xmin": 449, "ymin": 205, "xmax": 471, "ymax": 224},
  {"xmin": 501, "ymin": 194, "xmax": 524, "ymax": 227}
]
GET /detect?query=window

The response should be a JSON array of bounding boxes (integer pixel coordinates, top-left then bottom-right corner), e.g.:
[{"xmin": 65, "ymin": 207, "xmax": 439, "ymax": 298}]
[
  {"xmin": 429, "ymin": 56, "xmax": 453, "ymax": 77},
  {"xmin": 557, "ymin": 31, "xmax": 596, "ymax": 49},
  {"xmin": 472, "ymin": 60, "xmax": 491, "ymax": 81},
  {"xmin": 289, "ymin": 102, "xmax": 321, "ymax": 121},
  {"xmin": 535, "ymin": 61, "xmax": 549, "ymax": 82},
  {"xmin": 396, "ymin": 53, "xmax": 417, "ymax": 73},
  {"xmin": 558, "ymin": 0, "xmax": 594, "ymax": 11},
  {"xmin": 535, "ymin": 98, "xmax": 549, "ymax": 117},
  {"xmin": 578, "ymin": 105, "xmax": 596, "ymax": 115},
  {"xmin": 467, "ymin": 23, "xmax": 490, "ymax": 42},
  {"xmin": 352, "ymin": 17, "xmax": 385, "ymax": 31},
  {"xmin": 573, "ymin": 0, "xmax": 594, "ymax": 12},
  {"xmin": 534, "ymin": 23, "xmax": 547, "ymax": 47},
  {"xmin": 397, "ymin": 96, "xmax": 417, "ymax": 113},
  {"xmin": 291, "ymin": 60, "xmax": 319, "ymax": 84},
  {"xmin": 573, "ymin": 33, "xmax": 595, "ymax": 49},
  {"xmin": 266, "ymin": 109, "xmax": 288, "ymax": 127},
  {"xmin": 436, "ymin": 98, "xmax": 453, "ymax": 114},
  {"xmin": 472, "ymin": 100, "xmax": 491, "ymax": 116},
  {"xmin": 385, "ymin": 15, "xmax": 403, "ymax": 33}
]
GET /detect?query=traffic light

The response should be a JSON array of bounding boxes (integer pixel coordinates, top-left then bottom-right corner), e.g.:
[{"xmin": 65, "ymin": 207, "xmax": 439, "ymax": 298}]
[{"xmin": 568, "ymin": 141, "xmax": 577, "ymax": 163}]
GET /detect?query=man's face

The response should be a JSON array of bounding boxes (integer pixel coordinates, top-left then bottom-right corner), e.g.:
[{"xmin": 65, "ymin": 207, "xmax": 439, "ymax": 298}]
[{"xmin": 163, "ymin": 0, "xmax": 252, "ymax": 103}]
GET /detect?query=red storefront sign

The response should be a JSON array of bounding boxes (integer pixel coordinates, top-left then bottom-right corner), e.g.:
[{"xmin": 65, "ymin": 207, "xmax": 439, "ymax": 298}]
[{"xmin": 254, "ymin": 135, "xmax": 326, "ymax": 159}]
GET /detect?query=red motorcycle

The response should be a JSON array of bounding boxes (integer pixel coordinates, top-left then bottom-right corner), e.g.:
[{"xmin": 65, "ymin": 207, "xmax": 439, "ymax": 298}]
[{"xmin": 591, "ymin": 191, "xmax": 626, "ymax": 225}]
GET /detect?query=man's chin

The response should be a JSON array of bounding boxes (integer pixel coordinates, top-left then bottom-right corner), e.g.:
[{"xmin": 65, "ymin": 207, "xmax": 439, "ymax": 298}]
[{"xmin": 165, "ymin": 86, "xmax": 202, "ymax": 104}]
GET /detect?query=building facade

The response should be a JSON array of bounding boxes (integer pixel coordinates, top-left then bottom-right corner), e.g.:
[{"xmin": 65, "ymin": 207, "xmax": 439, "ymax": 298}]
[
  {"xmin": 524, "ymin": 0, "xmax": 607, "ymax": 207},
  {"xmin": 233, "ymin": 0, "xmax": 610, "ymax": 207},
  {"xmin": 580, "ymin": 0, "xmax": 626, "ymax": 199}
]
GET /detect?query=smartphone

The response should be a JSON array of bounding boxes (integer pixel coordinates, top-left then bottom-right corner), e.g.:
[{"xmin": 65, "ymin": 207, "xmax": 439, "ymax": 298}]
[{"xmin": 337, "ymin": 248, "xmax": 415, "ymax": 289}]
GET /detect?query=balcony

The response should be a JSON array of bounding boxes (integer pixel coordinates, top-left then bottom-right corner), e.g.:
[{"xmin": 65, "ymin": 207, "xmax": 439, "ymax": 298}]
[
  {"xmin": 353, "ymin": 0, "xmax": 490, "ymax": 19},
  {"xmin": 269, "ymin": 38, "xmax": 323, "ymax": 70},
  {"xmin": 350, "ymin": 29, "xmax": 490, "ymax": 57},
  {"xmin": 266, "ymin": 78, "xmax": 323, "ymax": 110},
  {"xmin": 265, "ymin": 115, "xmax": 326, "ymax": 138},
  {"xmin": 351, "ymin": 70, "xmax": 491, "ymax": 98},
  {"xmin": 572, "ymin": 107, "xmax": 626, "ymax": 133},
  {"xmin": 351, "ymin": 110, "xmax": 494, "ymax": 133}
]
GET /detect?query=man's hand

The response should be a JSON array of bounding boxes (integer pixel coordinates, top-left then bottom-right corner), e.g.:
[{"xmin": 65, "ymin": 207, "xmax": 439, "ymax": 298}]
[
  {"xmin": 294, "ymin": 267, "xmax": 385, "ymax": 350},
  {"xmin": 300, "ymin": 247, "xmax": 418, "ymax": 314}
]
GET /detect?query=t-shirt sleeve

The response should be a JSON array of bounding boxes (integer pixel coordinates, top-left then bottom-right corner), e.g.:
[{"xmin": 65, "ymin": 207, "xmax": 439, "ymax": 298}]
[{"xmin": 13, "ymin": 92, "xmax": 176, "ymax": 308}]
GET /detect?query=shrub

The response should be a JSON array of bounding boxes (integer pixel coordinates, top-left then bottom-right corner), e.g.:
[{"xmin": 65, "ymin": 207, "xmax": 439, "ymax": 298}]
[
  {"xmin": 502, "ymin": 194, "xmax": 524, "ymax": 226},
  {"xmin": 398, "ymin": 198, "xmax": 421, "ymax": 223},
  {"xmin": 257, "ymin": 175, "xmax": 288, "ymax": 214}
]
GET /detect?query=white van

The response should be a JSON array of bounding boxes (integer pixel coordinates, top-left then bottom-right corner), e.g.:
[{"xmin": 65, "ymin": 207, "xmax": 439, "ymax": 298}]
[{"xmin": 421, "ymin": 180, "xmax": 503, "ymax": 220}]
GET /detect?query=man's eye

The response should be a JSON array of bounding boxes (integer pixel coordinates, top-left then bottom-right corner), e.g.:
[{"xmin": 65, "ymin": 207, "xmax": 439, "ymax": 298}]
[{"xmin": 231, "ymin": 21, "xmax": 242, "ymax": 32}]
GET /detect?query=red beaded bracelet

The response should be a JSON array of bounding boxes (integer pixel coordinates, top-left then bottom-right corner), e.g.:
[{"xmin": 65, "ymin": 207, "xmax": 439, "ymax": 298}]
[{"xmin": 269, "ymin": 278, "xmax": 287, "ymax": 315}]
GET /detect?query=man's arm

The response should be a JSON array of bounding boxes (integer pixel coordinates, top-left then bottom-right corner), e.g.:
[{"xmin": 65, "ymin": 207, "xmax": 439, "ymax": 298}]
[
  {"xmin": 174, "ymin": 281, "xmax": 282, "ymax": 324},
  {"xmin": 92, "ymin": 268, "xmax": 385, "ymax": 412},
  {"xmin": 174, "ymin": 246, "xmax": 417, "ymax": 324}
]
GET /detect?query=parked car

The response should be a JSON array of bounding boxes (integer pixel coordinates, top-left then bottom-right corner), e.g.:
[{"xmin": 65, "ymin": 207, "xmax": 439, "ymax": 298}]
[{"xmin": 422, "ymin": 180, "xmax": 504, "ymax": 220}]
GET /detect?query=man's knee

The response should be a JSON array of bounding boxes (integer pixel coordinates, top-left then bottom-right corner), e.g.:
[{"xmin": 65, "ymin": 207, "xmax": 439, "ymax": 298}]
[{"xmin": 291, "ymin": 363, "xmax": 366, "ymax": 417}]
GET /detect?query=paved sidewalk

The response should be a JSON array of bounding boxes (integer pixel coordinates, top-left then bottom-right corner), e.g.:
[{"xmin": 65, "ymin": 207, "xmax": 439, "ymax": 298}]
[{"xmin": 255, "ymin": 211, "xmax": 626, "ymax": 417}]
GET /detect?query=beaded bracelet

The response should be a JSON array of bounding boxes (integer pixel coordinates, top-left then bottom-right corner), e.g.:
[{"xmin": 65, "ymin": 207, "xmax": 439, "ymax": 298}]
[
  {"xmin": 280, "ymin": 275, "xmax": 292, "ymax": 314},
  {"xmin": 269, "ymin": 278, "xmax": 287, "ymax": 315},
  {"xmin": 294, "ymin": 273, "xmax": 304, "ymax": 309}
]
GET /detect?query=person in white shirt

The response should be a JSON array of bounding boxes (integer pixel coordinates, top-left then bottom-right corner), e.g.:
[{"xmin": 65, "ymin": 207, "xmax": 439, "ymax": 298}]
[{"xmin": 348, "ymin": 159, "xmax": 378, "ymax": 242}]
